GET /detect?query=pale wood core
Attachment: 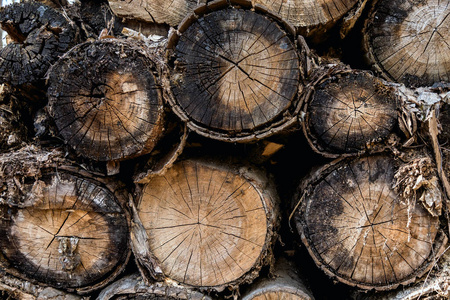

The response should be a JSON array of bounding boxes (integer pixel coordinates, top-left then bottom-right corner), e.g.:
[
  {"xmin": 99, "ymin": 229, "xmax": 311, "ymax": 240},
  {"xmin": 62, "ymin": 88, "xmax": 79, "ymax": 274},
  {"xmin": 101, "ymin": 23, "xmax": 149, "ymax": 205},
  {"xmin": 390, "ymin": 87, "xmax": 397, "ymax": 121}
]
[
  {"xmin": 368, "ymin": 0, "xmax": 450, "ymax": 86},
  {"xmin": 170, "ymin": 9, "xmax": 300, "ymax": 133},
  {"xmin": 299, "ymin": 156, "xmax": 439, "ymax": 288},
  {"xmin": 253, "ymin": 0, "xmax": 358, "ymax": 27},
  {"xmin": 138, "ymin": 160, "xmax": 268, "ymax": 287},
  {"xmin": 0, "ymin": 173, "xmax": 129, "ymax": 289}
]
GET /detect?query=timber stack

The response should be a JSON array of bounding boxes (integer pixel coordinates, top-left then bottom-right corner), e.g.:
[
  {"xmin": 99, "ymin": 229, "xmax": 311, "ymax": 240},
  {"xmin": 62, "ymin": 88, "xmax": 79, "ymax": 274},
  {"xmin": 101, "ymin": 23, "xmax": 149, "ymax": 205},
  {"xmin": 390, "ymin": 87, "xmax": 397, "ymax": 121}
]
[{"xmin": 0, "ymin": 0, "xmax": 449, "ymax": 299}]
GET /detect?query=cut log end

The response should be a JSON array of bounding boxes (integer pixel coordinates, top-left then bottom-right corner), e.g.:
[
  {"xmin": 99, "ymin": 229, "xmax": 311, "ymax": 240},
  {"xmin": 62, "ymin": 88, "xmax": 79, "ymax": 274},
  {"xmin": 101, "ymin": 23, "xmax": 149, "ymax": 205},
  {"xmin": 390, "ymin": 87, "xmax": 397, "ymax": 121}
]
[
  {"xmin": 294, "ymin": 154, "xmax": 443, "ymax": 290},
  {"xmin": 304, "ymin": 71, "xmax": 398, "ymax": 156},
  {"xmin": 366, "ymin": 0, "xmax": 450, "ymax": 87},
  {"xmin": 0, "ymin": 171, "xmax": 130, "ymax": 293},
  {"xmin": 47, "ymin": 39, "xmax": 166, "ymax": 162},
  {"xmin": 167, "ymin": 5, "xmax": 302, "ymax": 142},
  {"xmin": 135, "ymin": 158, "xmax": 279, "ymax": 290}
]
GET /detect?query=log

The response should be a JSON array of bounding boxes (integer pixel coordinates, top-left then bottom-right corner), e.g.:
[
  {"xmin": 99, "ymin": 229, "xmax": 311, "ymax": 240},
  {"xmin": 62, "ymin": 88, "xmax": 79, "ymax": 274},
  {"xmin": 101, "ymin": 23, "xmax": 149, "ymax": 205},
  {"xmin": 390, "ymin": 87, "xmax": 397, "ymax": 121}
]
[
  {"xmin": 132, "ymin": 158, "xmax": 280, "ymax": 291},
  {"xmin": 292, "ymin": 152, "xmax": 447, "ymax": 291},
  {"xmin": 240, "ymin": 257, "xmax": 314, "ymax": 300},
  {"xmin": 166, "ymin": 0, "xmax": 303, "ymax": 142},
  {"xmin": 0, "ymin": 146, "xmax": 131, "ymax": 294},
  {"xmin": 302, "ymin": 69, "xmax": 399, "ymax": 157},
  {"xmin": 0, "ymin": 1, "xmax": 78, "ymax": 89},
  {"xmin": 108, "ymin": 0, "xmax": 198, "ymax": 27},
  {"xmin": 97, "ymin": 273, "xmax": 213, "ymax": 300},
  {"xmin": 47, "ymin": 38, "xmax": 166, "ymax": 162},
  {"xmin": 363, "ymin": 0, "xmax": 450, "ymax": 87}
]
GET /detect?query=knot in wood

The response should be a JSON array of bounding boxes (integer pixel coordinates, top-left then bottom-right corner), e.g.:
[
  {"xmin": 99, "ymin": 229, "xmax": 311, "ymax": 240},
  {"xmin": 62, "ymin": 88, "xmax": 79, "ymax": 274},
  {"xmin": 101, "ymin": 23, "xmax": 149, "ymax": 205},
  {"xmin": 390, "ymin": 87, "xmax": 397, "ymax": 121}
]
[{"xmin": 57, "ymin": 236, "xmax": 81, "ymax": 272}]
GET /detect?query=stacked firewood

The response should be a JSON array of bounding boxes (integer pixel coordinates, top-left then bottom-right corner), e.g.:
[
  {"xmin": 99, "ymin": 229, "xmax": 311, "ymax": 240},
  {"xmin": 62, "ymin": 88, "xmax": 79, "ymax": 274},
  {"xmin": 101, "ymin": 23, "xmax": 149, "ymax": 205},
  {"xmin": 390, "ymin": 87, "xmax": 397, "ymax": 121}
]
[{"xmin": 0, "ymin": 0, "xmax": 449, "ymax": 299}]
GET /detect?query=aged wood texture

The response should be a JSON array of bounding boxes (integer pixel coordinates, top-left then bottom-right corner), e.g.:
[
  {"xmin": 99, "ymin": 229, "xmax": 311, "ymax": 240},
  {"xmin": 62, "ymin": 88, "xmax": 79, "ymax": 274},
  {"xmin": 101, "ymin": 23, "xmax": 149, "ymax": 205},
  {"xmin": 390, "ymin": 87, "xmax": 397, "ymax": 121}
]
[
  {"xmin": 47, "ymin": 39, "xmax": 165, "ymax": 162},
  {"xmin": 97, "ymin": 273, "xmax": 212, "ymax": 300},
  {"xmin": 364, "ymin": 0, "xmax": 450, "ymax": 87},
  {"xmin": 166, "ymin": 3, "xmax": 302, "ymax": 142},
  {"xmin": 108, "ymin": 0, "xmax": 198, "ymax": 27},
  {"xmin": 134, "ymin": 158, "xmax": 279, "ymax": 290},
  {"xmin": 303, "ymin": 70, "xmax": 398, "ymax": 157},
  {"xmin": 0, "ymin": 1, "xmax": 78, "ymax": 87},
  {"xmin": 293, "ymin": 154, "xmax": 445, "ymax": 290},
  {"xmin": 241, "ymin": 257, "xmax": 314, "ymax": 300}
]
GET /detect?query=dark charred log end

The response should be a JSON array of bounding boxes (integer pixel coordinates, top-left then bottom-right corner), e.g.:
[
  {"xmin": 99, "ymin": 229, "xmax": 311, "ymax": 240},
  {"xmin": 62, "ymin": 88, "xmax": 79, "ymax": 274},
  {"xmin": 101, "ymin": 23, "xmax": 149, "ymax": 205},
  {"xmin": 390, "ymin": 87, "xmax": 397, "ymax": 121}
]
[
  {"xmin": 304, "ymin": 70, "xmax": 398, "ymax": 157},
  {"xmin": 166, "ymin": 4, "xmax": 303, "ymax": 142},
  {"xmin": 47, "ymin": 39, "xmax": 166, "ymax": 162},
  {"xmin": 293, "ymin": 154, "xmax": 444, "ymax": 291}
]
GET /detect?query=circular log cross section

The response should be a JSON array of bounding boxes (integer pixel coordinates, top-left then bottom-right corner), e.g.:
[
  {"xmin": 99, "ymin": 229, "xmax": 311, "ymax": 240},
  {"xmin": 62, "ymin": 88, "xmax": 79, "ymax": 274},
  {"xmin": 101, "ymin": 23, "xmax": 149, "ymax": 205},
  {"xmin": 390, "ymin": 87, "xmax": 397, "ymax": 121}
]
[
  {"xmin": 304, "ymin": 71, "xmax": 398, "ymax": 157},
  {"xmin": 254, "ymin": 0, "xmax": 358, "ymax": 28},
  {"xmin": 167, "ymin": 7, "xmax": 301, "ymax": 142},
  {"xmin": 137, "ymin": 159, "xmax": 278, "ymax": 289},
  {"xmin": 0, "ymin": 172, "xmax": 130, "ymax": 293},
  {"xmin": 294, "ymin": 155, "xmax": 441, "ymax": 290},
  {"xmin": 366, "ymin": 0, "xmax": 450, "ymax": 87},
  {"xmin": 48, "ymin": 39, "xmax": 165, "ymax": 162},
  {"xmin": 0, "ymin": 1, "xmax": 77, "ymax": 87}
]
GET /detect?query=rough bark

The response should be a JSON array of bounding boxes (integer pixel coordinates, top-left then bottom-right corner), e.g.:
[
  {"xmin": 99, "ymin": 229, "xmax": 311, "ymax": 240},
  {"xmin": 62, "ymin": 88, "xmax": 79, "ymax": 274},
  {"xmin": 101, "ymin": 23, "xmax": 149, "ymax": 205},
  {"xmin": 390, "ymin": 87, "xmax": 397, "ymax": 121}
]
[
  {"xmin": 133, "ymin": 158, "xmax": 280, "ymax": 291},
  {"xmin": 47, "ymin": 38, "xmax": 166, "ymax": 162},
  {"xmin": 166, "ymin": 1, "xmax": 303, "ymax": 142},
  {"xmin": 363, "ymin": 0, "xmax": 450, "ymax": 87},
  {"xmin": 108, "ymin": 0, "xmax": 198, "ymax": 27},
  {"xmin": 302, "ymin": 69, "xmax": 399, "ymax": 157},
  {"xmin": 0, "ymin": 146, "xmax": 131, "ymax": 294},
  {"xmin": 292, "ymin": 152, "xmax": 447, "ymax": 291},
  {"xmin": 241, "ymin": 257, "xmax": 314, "ymax": 300},
  {"xmin": 0, "ymin": 1, "xmax": 78, "ymax": 88},
  {"xmin": 97, "ymin": 273, "xmax": 212, "ymax": 300}
]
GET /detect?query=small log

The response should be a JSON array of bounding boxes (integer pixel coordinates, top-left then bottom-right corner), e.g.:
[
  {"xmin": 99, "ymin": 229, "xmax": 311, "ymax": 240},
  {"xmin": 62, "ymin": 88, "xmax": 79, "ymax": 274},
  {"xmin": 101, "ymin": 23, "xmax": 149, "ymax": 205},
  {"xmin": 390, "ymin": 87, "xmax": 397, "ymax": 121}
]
[
  {"xmin": 97, "ymin": 273, "xmax": 213, "ymax": 300},
  {"xmin": 132, "ymin": 158, "xmax": 280, "ymax": 291},
  {"xmin": 0, "ymin": 146, "xmax": 131, "ymax": 294},
  {"xmin": 292, "ymin": 152, "xmax": 447, "ymax": 291},
  {"xmin": 47, "ymin": 39, "xmax": 166, "ymax": 162},
  {"xmin": 0, "ymin": 1, "xmax": 78, "ymax": 89},
  {"xmin": 166, "ymin": 0, "xmax": 303, "ymax": 142},
  {"xmin": 302, "ymin": 69, "xmax": 399, "ymax": 157},
  {"xmin": 363, "ymin": 0, "xmax": 450, "ymax": 87},
  {"xmin": 240, "ymin": 257, "xmax": 314, "ymax": 300},
  {"xmin": 108, "ymin": 0, "xmax": 198, "ymax": 27}
]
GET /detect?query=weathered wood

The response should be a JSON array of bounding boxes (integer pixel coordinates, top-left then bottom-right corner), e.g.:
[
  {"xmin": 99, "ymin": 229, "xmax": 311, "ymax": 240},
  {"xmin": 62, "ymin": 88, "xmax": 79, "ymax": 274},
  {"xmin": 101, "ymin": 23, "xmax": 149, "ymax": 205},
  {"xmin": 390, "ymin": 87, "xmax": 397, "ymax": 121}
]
[
  {"xmin": 0, "ymin": 1, "xmax": 78, "ymax": 88},
  {"xmin": 97, "ymin": 273, "xmax": 213, "ymax": 300},
  {"xmin": 108, "ymin": 0, "xmax": 198, "ymax": 27},
  {"xmin": 363, "ymin": 0, "xmax": 450, "ymax": 87},
  {"xmin": 47, "ymin": 39, "xmax": 166, "ymax": 162},
  {"xmin": 166, "ymin": 1, "xmax": 303, "ymax": 142},
  {"xmin": 0, "ymin": 146, "xmax": 131, "ymax": 294},
  {"xmin": 303, "ymin": 69, "xmax": 399, "ymax": 157},
  {"xmin": 292, "ymin": 153, "xmax": 447, "ymax": 290},
  {"xmin": 241, "ymin": 257, "xmax": 314, "ymax": 300},
  {"xmin": 133, "ymin": 158, "xmax": 280, "ymax": 291}
]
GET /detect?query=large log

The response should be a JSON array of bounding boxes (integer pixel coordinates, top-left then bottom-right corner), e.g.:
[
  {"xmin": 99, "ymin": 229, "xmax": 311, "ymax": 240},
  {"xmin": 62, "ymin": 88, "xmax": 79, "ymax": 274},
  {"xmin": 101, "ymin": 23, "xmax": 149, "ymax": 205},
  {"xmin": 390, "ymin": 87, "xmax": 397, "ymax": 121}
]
[
  {"xmin": 0, "ymin": 146, "xmax": 131, "ymax": 294},
  {"xmin": 0, "ymin": 1, "xmax": 78, "ymax": 91},
  {"xmin": 302, "ymin": 68, "xmax": 399, "ymax": 157},
  {"xmin": 132, "ymin": 157, "xmax": 280, "ymax": 292},
  {"xmin": 47, "ymin": 39, "xmax": 166, "ymax": 163},
  {"xmin": 363, "ymin": 0, "xmax": 450, "ymax": 87},
  {"xmin": 292, "ymin": 152, "xmax": 447, "ymax": 291},
  {"xmin": 166, "ymin": 0, "xmax": 304, "ymax": 142}
]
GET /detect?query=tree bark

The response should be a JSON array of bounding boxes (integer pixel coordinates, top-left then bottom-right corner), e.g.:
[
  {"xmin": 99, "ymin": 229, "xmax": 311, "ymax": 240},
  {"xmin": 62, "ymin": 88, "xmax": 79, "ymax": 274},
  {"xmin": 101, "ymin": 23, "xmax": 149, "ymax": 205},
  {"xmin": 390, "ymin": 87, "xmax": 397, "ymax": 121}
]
[
  {"xmin": 47, "ymin": 38, "xmax": 166, "ymax": 162},
  {"xmin": 97, "ymin": 273, "xmax": 213, "ymax": 300},
  {"xmin": 363, "ymin": 0, "xmax": 450, "ymax": 87},
  {"xmin": 132, "ymin": 157, "xmax": 280, "ymax": 291},
  {"xmin": 241, "ymin": 257, "xmax": 314, "ymax": 300},
  {"xmin": 302, "ymin": 68, "xmax": 399, "ymax": 157},
  {"xmin": 166, "ymin": 1, "xmax": 303, "ymax": 142},
  {"xmin": 0, "ymin": 1, "xmax": 78, "ymax": 89},
  {"xmin": 292, "ymin": 152, "xmax": 447, "ymax": 291},
  {"xmin": 0, "ymin": 146, "xmax": 131, "ymax": 294}
]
